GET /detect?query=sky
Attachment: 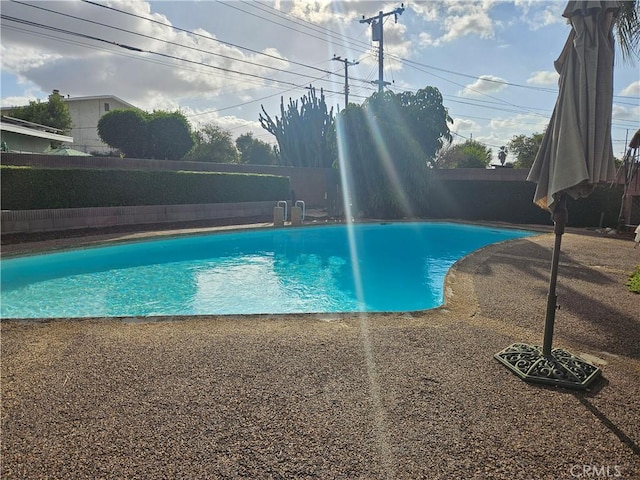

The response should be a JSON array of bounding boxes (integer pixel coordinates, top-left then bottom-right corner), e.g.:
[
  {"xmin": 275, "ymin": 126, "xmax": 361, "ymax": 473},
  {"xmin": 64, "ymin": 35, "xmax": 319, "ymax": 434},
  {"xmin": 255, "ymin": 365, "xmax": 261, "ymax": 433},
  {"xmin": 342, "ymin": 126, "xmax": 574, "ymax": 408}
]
[{"xmin": 1, "ymin": 0, "xmax": 639, "ymax": 163}]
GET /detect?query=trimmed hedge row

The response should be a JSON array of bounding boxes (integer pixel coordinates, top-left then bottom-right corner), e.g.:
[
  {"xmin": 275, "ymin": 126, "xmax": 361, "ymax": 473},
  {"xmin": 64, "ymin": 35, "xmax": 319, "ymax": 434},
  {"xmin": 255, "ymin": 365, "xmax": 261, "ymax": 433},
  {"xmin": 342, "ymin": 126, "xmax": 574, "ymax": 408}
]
[
  {"xmin": 1, "ymin": 166, "xmax": 290, "ymax": 210},
  {"xmin": 428, "ymin": 180, "xmax": 623, "ymax": 228}
]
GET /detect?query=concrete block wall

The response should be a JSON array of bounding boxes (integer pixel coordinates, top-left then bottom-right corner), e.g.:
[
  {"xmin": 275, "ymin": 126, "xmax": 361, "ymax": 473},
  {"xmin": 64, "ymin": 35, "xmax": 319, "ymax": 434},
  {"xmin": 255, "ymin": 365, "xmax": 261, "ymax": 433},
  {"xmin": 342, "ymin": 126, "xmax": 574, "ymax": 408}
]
[{"xmin": 1, "ymin": 201, "xmax": 275, "ymax": 234}]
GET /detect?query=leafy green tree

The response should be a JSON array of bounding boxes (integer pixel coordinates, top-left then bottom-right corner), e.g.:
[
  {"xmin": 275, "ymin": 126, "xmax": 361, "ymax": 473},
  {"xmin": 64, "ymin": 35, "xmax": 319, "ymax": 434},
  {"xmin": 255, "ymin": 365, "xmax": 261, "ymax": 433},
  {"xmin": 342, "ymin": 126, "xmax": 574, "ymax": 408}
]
[
  {"xmin": 185, "ymin": 123, "xmax": 239, "ymax": 163},
  {"xmin": 435, "ymin": 139, "xmax": 492, "ymax": 168},
  {"xmin": 97, "ymin": 109, "xmax": 149, "ymax": 158},
  {"xmin": 259, "ymin": 86, "xmax": 335, "ymax": 167},
  {"xmin": 98, "ymin": 109, "xmax": 194, "ymax": 159},
  {"xmin": 396, "ymin": 87, "xmax": 453, "ymax": 162},
  {"xmin": 148, "ymin": 110, "xmax": 194, "ymax": 160},
  {"xmin": 236, "ymin": 133, "xmax": 277, "ymax": 165},
  {"xmin": 507, "ymin": 132, "xmax": 544, "ymax": 169},
  {"xmin": 9, "ymin": 91, "xmax": 72, "ymax": 133},
  {"xmin": 333, "ymin": 88, "xmax": 452, "ymax": 218}
]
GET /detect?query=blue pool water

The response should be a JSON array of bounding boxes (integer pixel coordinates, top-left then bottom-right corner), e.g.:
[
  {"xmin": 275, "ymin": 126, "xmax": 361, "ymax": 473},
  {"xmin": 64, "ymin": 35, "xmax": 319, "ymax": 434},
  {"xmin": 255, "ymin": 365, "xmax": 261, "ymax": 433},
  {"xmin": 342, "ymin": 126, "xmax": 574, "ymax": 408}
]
[{"xmin": 0, "ymin": 223, "xmax": 533, "ymax": 318}]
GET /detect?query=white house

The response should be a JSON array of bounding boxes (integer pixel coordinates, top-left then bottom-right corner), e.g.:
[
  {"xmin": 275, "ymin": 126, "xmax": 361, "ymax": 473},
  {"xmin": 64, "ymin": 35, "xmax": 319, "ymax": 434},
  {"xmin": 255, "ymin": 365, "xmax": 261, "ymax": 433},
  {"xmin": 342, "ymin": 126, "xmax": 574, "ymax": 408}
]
[
  {"xmin": 1, "ymin": 91, "xmax": 139, "ymax": 155},
  {"xmin": 62, "ymin": 94, "xmax": 138, "ymax": 154},
  {"xmin": 0, "ymin": 115, "xmax": 73, "ymax": 153}
]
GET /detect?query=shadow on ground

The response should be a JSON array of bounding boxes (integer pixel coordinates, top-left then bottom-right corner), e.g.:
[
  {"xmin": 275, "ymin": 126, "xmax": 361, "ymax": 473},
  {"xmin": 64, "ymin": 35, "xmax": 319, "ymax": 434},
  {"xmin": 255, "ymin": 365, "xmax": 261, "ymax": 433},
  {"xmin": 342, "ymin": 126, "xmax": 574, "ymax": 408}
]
[{"xmin": 456, "ymin": 233, "xmax": 640, "ymax": 359}]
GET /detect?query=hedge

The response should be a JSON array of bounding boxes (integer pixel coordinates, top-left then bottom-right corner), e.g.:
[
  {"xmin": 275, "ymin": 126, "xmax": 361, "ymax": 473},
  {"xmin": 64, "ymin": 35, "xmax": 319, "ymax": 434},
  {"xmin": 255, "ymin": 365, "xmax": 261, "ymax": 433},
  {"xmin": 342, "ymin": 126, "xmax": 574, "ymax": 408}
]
[{"xmin": 1, "ymin": 166, "xmax": 290, "ymax": 210}]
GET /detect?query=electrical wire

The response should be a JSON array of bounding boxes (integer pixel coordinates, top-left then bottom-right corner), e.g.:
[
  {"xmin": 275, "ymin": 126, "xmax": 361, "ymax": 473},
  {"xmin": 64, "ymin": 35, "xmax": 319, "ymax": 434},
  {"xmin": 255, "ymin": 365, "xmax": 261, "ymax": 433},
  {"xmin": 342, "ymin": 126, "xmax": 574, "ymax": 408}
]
[
  {"xmin": 78, "ymin": 0, "xmax": 348, "ymax": 79},
  {"xmin": 4, "ymin": 0, "xmax": 637, "ymax": 142},
  {"xmin": 1, "ymin": 14, "xmax": 343, "ymax": 92},
  {"xmin": 10, "ymin": 1, "xmax": 339, "ymax": 84}
]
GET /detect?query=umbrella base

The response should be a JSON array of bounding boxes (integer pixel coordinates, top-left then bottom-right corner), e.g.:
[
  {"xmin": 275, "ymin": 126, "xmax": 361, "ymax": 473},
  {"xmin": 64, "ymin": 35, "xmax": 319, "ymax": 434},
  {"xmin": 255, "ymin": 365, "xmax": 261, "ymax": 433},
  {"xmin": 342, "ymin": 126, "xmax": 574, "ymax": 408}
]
[{"xmin": 494, "ymin": 343, "xmax": 601, "ymax": 390}]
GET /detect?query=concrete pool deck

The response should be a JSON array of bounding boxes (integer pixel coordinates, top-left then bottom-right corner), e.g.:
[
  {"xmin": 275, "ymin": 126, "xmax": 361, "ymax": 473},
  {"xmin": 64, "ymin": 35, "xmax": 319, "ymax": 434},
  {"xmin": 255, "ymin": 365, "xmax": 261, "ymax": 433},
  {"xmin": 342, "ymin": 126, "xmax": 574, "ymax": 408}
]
[{"xmin": 1, "ymin": 223, "xmax": 639, "ymax": 479}]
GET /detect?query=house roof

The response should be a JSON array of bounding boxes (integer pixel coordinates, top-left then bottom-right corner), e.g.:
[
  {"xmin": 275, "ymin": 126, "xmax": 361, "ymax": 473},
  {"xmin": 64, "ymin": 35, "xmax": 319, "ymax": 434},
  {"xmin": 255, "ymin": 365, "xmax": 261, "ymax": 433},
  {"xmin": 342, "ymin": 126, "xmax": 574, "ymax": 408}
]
[
  {"xmin": 62, "ymin": 95, "xmax": 137, "ymax": 109},
  {"xmin": 0, "ymin": 116, "xmax": 73, "ymax": 143}
]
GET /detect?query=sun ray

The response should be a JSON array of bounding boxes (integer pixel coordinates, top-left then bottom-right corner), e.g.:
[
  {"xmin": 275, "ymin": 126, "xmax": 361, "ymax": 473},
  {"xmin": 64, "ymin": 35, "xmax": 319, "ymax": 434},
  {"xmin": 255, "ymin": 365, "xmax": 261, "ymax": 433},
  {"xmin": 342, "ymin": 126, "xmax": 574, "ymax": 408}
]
[{"xmin": 362, "ymin": 100, "xmax": 414, "ymax": 217}]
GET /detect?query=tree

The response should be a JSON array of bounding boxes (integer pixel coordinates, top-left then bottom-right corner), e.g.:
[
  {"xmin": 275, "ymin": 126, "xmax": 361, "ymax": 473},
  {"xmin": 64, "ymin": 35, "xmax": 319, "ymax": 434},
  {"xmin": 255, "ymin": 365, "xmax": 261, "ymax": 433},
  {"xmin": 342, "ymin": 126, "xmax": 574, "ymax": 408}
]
[
  {"xmin": 185, "ymin": 123, "xmax": 239, "ymax": 163},
  {"xmin": 259, "ymin": 86, "xmax": 335, "ymax": 168},
  {"xmin": 148, "ymin": 110, "xmax": 194, "ymax": 160},
  {"xmin": 235, "ymin": 133, "xmax": 277, "ymax": 165},
  {"xmin": 97, "ymin": 109, "xmax": 194, "ymax": 159},
  {"xmin": 396, "ymin": 87, "xmax": 453, "ymax": 163},
  {"xmin": 435, "ymin": 139, "xmax": 492, "ymax": 169},
  {"xmin": 507, "ymin": 132, "xmax": 544, "ymax": 169},
  {"xmin": 97, "ymin": 109, "xmax": 149, "ymax": 158},
  {"xmin": 333, "ymin": 88, "xmax": 452, "ymax": 218},
  {"xmin": 616, "ymin": 1, "xmax": 639, "ymax": 63},
  {"xmin": 498, "ymin": 146, "xmax": 507, "ymax": 166},
  {"xmin": 9, "ymin": 91, "xmax": 72, "ymax": 133}
]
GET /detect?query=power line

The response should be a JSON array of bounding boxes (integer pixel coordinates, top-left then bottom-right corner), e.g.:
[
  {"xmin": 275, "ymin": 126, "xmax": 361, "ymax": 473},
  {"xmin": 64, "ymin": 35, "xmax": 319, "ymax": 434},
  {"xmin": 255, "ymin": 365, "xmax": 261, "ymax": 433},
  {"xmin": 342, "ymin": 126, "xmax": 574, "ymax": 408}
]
[
  {"xmin": 242, "ymin": 0, "xmax": 374, "ymax": 52},
  {"xmin": 81, "ymin": 0, "xmax": 640, "ymax": 103},
  {"xmin": 216, "ymin": 0, "xmax": 612, "ymax": 121},
  {"xmin": 0, "ymin": 14, "xmax": 336, "ymax": 91},
  {"xmin": 10, "ymin": 0, "xmax": 335, "ymax": 84},
  {"xmin": 5, "ymin": 0, "xmax": 636, "ymax": 139},
  {"xmin": 71, "ymin": 0, "xmax": 564, "ymax": 103},
  {"xmin": 2, "ymin": 13, "xmax": 370, "ymax": 121},
  {"xmin": 77, "ymin": 0, "xmax": 377, "ymax": 89},
  {"xmin": 1, "ymin": 23, "xmax": 284, "ymax": 94},
  {"xmin": 227, "ymin": 0, "xmax": 639, "ymax": 101},
  {"xmin": 218, "ymin": 1, "xmax": 362, "ymax": 52},
  {"xmin": 79, "ymin": 0, "xmax": 345, "ymax": 80}
]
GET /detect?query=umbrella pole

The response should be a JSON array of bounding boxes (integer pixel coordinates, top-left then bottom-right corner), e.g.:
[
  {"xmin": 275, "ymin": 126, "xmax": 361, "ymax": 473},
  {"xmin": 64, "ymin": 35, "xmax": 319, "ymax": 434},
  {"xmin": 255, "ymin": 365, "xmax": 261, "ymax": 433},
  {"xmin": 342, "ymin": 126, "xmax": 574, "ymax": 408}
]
[
  {"xmin": 494, "ymin": 194, "xmax": 601, "ymax": 389},
  {"xmin": 542, "ymin": 194, "xmax": 567, "ymax": 356}
]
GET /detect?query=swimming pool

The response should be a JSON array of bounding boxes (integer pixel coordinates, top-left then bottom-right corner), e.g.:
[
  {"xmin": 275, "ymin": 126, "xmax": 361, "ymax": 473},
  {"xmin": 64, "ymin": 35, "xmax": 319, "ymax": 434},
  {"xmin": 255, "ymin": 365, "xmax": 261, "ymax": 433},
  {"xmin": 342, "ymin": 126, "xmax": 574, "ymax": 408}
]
[{"xmin": 0, "ymin": 223, "xmax": 534, "ymax": 318}]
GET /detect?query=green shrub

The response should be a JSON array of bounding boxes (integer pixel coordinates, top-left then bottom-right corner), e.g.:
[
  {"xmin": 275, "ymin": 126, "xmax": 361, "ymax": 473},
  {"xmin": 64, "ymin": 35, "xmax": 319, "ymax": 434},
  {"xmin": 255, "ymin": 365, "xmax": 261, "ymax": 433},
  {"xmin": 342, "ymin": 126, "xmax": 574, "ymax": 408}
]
[
  {"xmin": 1, "ymin": 166, "xmax": 289, "ymax": 209},
  {"xmin": 627, "ymin": 265, "xmax": 640, "ymax": 294}
]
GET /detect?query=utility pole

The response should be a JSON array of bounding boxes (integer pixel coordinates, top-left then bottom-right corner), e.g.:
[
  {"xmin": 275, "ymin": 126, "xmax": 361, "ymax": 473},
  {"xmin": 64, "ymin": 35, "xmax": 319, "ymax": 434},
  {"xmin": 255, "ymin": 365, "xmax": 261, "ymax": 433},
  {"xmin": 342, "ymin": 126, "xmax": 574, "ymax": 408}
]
[
  {"xmin": 359, "ymin": 4, "xmax": 405, "ymax": 93},
  {"xmin": 332, "ymin": 55, "xmax": 359, "ymax": 107}
]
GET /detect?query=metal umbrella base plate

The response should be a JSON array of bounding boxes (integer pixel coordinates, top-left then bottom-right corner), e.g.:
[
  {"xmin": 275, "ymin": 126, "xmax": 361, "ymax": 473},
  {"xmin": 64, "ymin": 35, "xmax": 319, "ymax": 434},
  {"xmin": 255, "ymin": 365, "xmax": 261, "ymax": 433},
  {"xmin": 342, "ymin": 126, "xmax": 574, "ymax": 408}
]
[{"xmin": 494, "ymin": 343, "xmax": 601, "ymax": 390}]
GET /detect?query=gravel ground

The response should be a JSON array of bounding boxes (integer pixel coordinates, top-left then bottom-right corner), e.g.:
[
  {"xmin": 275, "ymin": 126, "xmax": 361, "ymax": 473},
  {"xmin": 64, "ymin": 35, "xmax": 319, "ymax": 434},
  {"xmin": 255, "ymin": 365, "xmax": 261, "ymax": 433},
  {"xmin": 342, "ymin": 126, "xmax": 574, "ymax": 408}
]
[{"xmin": 2, "ymin": 224, "xmax": 639, "ymax": 479}]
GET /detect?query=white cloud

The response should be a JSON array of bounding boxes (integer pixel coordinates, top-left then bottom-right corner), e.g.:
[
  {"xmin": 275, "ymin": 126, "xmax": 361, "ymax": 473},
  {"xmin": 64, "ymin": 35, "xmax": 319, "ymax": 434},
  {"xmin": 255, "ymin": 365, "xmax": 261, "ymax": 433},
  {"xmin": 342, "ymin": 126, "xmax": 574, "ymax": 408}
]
[
  {"xmin": 458, "ymin": 75, "xmax": 508, "ymax": 97},
  {"xmin": 411, "ymin": 1, "xmax": 497, "ymax": 46},
  {"xmin": 489, "ymin": 113, "xmax": 547, "ymax": 132},
  {"xmin": 408, "ymin": 2, "xmax": 439, "ymax": 22},
  {"xmin": 612, "ymin": 104, "xmax": 640, "ymax": 122},
  {"xmin": 450, "ymin": 117, "xmax": 478, "ymax": 133},
  {"xmin": 441, "ymin": 11, "xmax": 495, "ymax": 43},
  {"xmin": 2, "ymin": 0, "xmax": 634, "ymax": 153},
  {"xmin": 379, "ymin": 23, "xmax": 410, "ymax": 70},
  {"xmin": 619, "ymin": 81, "xmax": 640, "ymax": 97},
  {"xmin": 513, "ymin": 1, "xmax": 565, "ymax": 30},
  {"xmin": 527, "ymin": 70, "xmax": 559, "ymax": 86},
  {"xmin": 418, "ymin": 32, "xmax": 439, "ymax": 47},
  {"xmin": 1, "ymin": 95, "xmax": 39, "ymax": 109},
  {"xmin": 286, "ymin": 0, "xmax": 353, "ymax": 26},
  {"xmin": 0, "ymin": 0, "xmax": 291, "ymax": 113},
  {"xmin": 485, "ymin": 113, "xmax": 548, "ymax": 154}
]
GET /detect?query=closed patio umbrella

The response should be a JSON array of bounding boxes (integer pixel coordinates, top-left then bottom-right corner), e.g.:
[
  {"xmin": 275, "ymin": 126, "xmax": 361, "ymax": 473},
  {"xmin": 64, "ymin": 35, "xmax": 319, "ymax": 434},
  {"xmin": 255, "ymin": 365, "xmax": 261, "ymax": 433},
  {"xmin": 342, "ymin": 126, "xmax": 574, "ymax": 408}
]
[{"xmin": 495, "ymin": 1, "xmax": 620, "ymax": 390}]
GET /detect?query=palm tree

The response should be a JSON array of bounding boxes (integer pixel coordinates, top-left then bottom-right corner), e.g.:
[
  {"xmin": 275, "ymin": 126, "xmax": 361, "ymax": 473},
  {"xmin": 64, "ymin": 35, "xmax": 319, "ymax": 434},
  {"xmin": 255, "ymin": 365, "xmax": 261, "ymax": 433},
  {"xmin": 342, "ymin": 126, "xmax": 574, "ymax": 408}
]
[
  {"xmin": 616, "ymin": 1, "xmax": 639, "ymax": 63},
  {"xmin": 498, "ymin": 146, "xmax": 507, "ymax": 166}
]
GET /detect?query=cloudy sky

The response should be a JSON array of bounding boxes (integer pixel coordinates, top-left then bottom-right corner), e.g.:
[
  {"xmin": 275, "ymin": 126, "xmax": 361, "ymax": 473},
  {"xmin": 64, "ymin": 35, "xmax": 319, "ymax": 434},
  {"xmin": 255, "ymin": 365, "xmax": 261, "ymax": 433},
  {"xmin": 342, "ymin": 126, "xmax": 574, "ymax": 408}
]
[{"xmin": 1, "ymin": 0, "xmax": 638, "ymax": 163}]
